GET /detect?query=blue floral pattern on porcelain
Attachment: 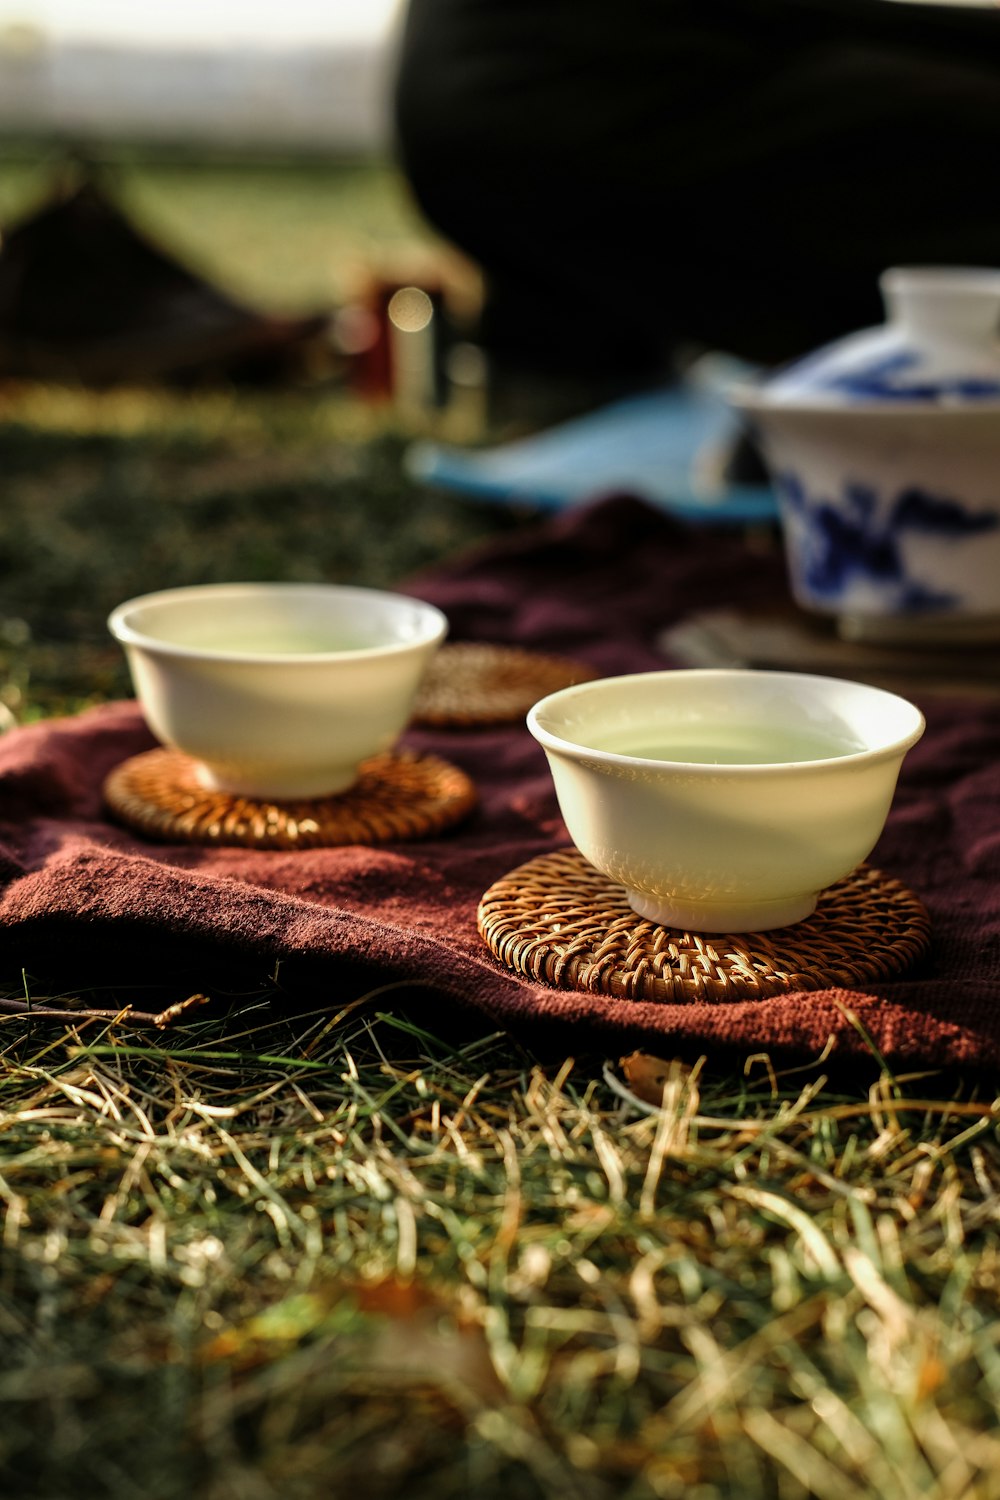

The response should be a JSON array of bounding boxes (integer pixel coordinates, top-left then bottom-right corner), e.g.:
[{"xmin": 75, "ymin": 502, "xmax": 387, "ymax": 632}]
[
  {"xmin": 763, "ymin": 268, "xmax": 1000, "ymax": 407},
  {"xmin": 777, "ymin": 470, "xmax": 1000, "ymax": 612},
  {"xmin": 821, "ymin": 351, "xmax": 1000, "ymax": 403}
]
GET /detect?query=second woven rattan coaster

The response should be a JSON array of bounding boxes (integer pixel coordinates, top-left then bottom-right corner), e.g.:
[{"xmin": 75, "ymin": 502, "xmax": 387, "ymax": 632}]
[
  {"xmin": 105, "ymin": 746, "xmax": 477, "ymax": 849},
  {"xmin": 412, "ymin": 642, "xmax": 597, "ymax": 727},
  {"xmin": 478, "ymin": 848, "xmax": 930, "ymax": 1003}
]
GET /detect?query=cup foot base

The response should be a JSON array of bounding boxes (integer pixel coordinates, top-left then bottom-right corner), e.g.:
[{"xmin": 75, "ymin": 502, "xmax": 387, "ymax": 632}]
[
  {"xmin": 194, "ymin": 762, "xmax": 356, "ymax": 799},
  {"xmin": 625, "ymin": 887, "xmax": 818, "ymax": 934}
]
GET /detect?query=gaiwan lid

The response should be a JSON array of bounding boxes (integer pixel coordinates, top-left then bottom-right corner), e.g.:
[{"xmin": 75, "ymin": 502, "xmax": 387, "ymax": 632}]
[{"xmin": 760, "ymin": 266, "xmax": 1000, "ymax": 408}]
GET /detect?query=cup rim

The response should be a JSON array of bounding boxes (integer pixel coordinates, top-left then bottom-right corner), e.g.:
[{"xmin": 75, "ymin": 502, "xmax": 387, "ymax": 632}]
[
  {"xmin": 107, "ymin": 582, "xmax": 449, "ymax": 664},
  {"xmin": 526, "ymin": 667, "xmax": 926, "ymax": 775},
  {"xmin": 729, "ymin": 381, "xmax": 1000, "ymax": 421}
]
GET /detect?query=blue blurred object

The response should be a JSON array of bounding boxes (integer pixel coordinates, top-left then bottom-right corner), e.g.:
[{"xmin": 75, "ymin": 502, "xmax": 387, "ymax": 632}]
[{"xmin": 405, "ymin": 371, "xmax": 779, "ymax": 525}]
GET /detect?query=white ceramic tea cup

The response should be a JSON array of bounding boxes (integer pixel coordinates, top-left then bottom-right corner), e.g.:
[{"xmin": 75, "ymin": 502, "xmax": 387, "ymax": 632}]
[
  {"xmin": 108, "ymin": 582, "xmax": 448, "ymax": 799},
  {"xmin": 527, "ymin": 668, "xmax": 924, "ymax": 933}
]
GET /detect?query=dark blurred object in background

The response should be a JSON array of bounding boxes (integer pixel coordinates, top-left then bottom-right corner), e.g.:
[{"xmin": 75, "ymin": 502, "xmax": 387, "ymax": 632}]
[
  {"xmin": 0, "ymin": 160, "xmax": 331, "ymax": 385},
  {"xmin": 393, "ymin": 0, "xmax": 1000, "ymax": 417}
]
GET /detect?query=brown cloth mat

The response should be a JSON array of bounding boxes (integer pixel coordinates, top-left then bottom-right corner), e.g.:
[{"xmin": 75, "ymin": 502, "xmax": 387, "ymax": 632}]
[{"xmin": 0, "ymin": 495, "xmax": 996, "ymax": 1070}]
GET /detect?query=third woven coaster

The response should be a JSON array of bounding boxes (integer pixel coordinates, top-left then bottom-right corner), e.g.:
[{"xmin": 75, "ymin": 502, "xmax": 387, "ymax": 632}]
[
  {"xmin": 412, "ymin": 642, "xmax": 597, "ymax": 727},
  {"xmin": 478, "ymin": 848, "xmax": 930, "ymax": 1003},
  {"xmin": 105, "ymin": 746, "xmax": 477, "ymax": 850}
]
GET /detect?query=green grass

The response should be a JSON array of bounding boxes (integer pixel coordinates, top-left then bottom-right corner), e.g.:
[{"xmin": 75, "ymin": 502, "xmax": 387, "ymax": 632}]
[
  {"xmin": 1, "ymin": 146, "xmax": 999, "ymax": 1500},
  {"xmin": 0, "ymin": 141, "xmax": 445, "ymax": 312}
]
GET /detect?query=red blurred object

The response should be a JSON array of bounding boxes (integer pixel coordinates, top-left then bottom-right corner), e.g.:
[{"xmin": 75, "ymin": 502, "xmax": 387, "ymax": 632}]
[{"xmin": 335, "ymin": 273, "xmax": 453, "ymax": 408}]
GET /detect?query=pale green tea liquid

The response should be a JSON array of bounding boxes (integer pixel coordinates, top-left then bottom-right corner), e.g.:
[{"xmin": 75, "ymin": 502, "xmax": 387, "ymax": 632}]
[
  {"xmin": 608, "ymin": 724, "xmax": 863, "ymax": 765},
  {"xmin": 177, "ymin": 628, "xmax": 372, "ymax": 654}
]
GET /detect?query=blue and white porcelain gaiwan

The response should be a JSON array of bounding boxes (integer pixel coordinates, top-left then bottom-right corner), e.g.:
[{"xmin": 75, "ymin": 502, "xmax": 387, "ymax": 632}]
[{"xmin": 732, "ymin": 266, "xmax": 1000, "ymax": 643}]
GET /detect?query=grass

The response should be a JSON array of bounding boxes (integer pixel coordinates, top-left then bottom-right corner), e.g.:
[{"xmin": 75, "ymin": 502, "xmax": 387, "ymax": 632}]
[
  {"xmin": 4, "ymin": 999, "xmax": 1000, "ymax": 1499},
  {"xmin": 1, "ymin": 144, "xmax": 999, "ymax": 1499},
  {"xmin": 0, "ymin": 140, "xmax": 454, "ymax": 312}
]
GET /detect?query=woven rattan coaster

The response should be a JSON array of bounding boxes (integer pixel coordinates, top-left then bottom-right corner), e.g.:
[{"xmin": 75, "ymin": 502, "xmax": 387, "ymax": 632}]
[
  {"xmin": 412, "ymin": 642, "xmax": 597, "ymax": 727},
  {"xmin": 478, "ymin": 848, "xmax": 930, "ymax": 1003},
  {"xmin": 104, "ymin": 746, "xmax": 477, "ymax": 849}
]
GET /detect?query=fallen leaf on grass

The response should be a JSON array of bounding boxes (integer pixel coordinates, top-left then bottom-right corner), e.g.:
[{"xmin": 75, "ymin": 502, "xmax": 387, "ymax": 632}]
[
  {"xmin": 620, "ymin": 1052, "xmax": 694, "ymax": 1106},
  {"xmin": 200, "ymin": 1274, "xmax": 504, "ymax": 1405}
]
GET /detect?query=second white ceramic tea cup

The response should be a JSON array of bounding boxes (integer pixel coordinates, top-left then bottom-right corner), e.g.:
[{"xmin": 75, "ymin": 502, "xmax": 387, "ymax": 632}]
[{"xmin": 108, "ymin": 582, "xmax": 448, "ymax": 799}]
